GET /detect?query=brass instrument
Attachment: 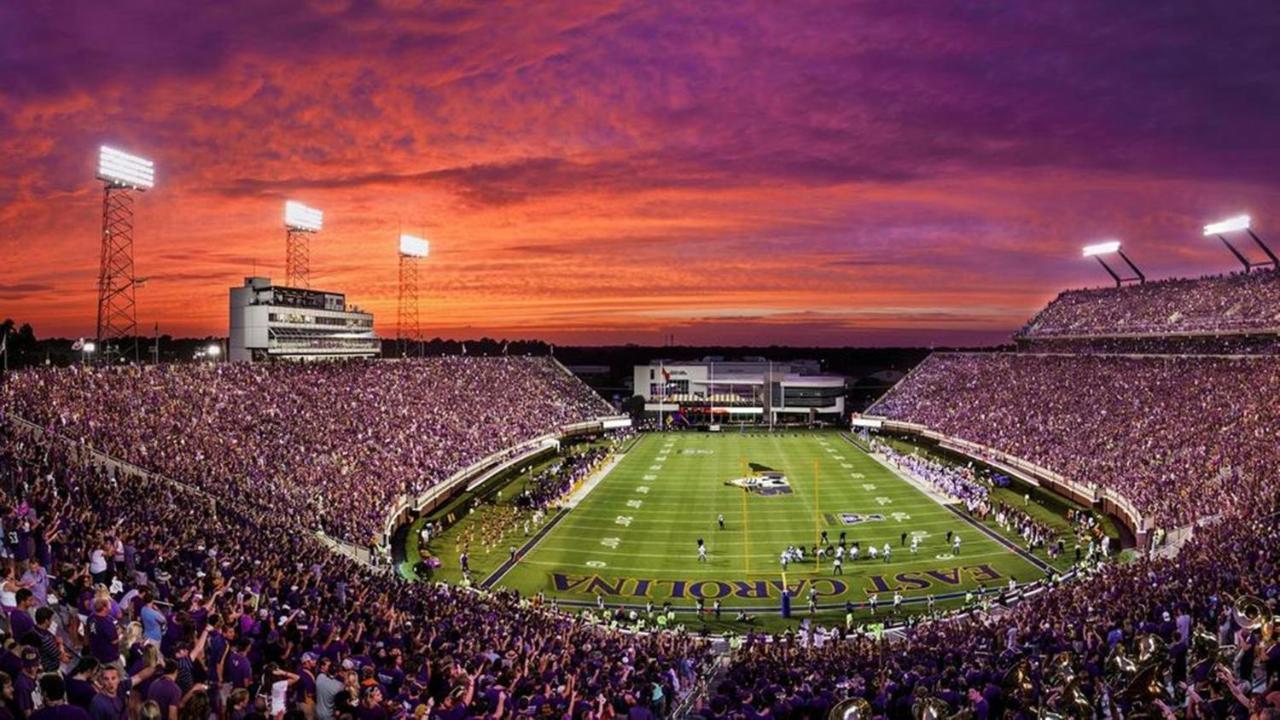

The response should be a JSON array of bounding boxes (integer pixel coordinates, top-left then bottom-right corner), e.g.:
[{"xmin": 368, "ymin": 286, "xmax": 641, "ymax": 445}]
[
  {"xmin": 911, "ymin": 697, "xmax": 950, "ymax": 720},
  {"xmin": 1123, "ymin": 662, "xmax": 1167, "ymax": 703},
  {"xmin": 1047, "ymin": 651, "xmax": 1077, "ymax": 687},
  {"xmin": 1135, "ymin": 633, "xmax": 1167, "ymax": 667},
  {"xmin": 827, "ymin": 697, "xmax": 873, "ymax": 720},
  {"xmin": 1232, "ymin": 594, "xmax": 1271, "ymax": 632},
  {"xmin": 1003, "ymin": 659, "xmax": 1035, "ymax": 698},
  {"xmin": 1104, "ymin": 643, "xmax": 1137, "ymax": 686},
  {"xmin": 1059, "ymin": 682, "xmax": 1093, "ymax": 719}
]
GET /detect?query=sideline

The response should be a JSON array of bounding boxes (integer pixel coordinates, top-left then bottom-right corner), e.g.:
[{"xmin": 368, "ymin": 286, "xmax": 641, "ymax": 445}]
[
  {"xmin": 843, "ymin": 433, "xmax": 957, "ymax": 506},
  {"xmin": 482, "ymin": 442, "xmax": 633, "ymax": 587},
  {"xmin": 842, "ymin": 433, "xmax": 1052, "ymax": 575},
  {"xmin": 480, "ymin": 506, "xmax": 571, "ymax": 589}
]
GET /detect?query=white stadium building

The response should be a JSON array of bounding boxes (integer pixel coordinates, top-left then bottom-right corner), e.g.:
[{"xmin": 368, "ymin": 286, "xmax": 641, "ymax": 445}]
[
  {"xmin": 229, "ymin": 276, "xmax": 379, "ymax": 362},
  {"xmin": 633, "ymin": 357, "xmax": 846, "ymax": 426}
]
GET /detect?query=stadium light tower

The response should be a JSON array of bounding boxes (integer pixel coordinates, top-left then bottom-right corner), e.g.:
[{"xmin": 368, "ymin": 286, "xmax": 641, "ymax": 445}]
[
  {"xmin": 397, "ymin": 234, "xmax": 428, "ymax": 356},
  {"xmin": 284, "ymin": 201, "xmax": 323, "ymax": 288},
  {"xmin": 1203, "ymin": 215, "xmax": 1277, "ymax": 272},
  {"xmin": 1082, "ymin": 240, "xmax": 1145, "ymax": 287},
  {"xmin": 95, "ymin": 146, "xmax": 155, "ymax": 363}
]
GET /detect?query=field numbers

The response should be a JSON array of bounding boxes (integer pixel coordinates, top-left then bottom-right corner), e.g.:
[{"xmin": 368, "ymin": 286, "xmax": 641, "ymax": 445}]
[
  {"xmin": 585, "ymin": 560, "xmax": 608, "ymax": 568},
  {"xmin": 626, "ymin": 499, "xmax": 643, "ymax": 509},
  {"xmin": 851, "ymin": 473, "xmax": 865, "ymax": 479},
  {"xmin": 875, "ymin": 496, "xmax": 892, "ymax": 506},
  {"xmin": 890, "ymin": 512, "xmax": 911, "ymax": 522},
  {"xmin": 643, "ymin": 475, "xmax": 657, "ymax": 481},
  {"xmin": 861, "ymin": 483, "xmax": 877, "ymax": 491},
  {"xmin": 615, "ymin": 516, "xmax": 633, "ymax": 527},
  {"xmin": 600, "ymin": 537, "xmax": 621, "ymax": 549},
  {"xmin": 635, "ymin": 486, "xmax": 650, "ymax": 494}
]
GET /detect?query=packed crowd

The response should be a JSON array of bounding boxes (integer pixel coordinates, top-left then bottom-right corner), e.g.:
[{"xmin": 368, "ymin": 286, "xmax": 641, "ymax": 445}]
[
  {"xmin": 514, "ymin": 447, "xmax": 611, "ymax": 513},
  {"xmin": 866, "ymin": 353, "xmax": 1280, "ymax": 528},
  {"xmin": 0, "ymin": 420, "xmax": 711, "ymax": 720},
  {"xmin": 0, "ymin": 358, "xmax": 613, "ymax": 547},
  {"xmin": 1014, "ymin": 333, "xmax": 1280, "ymax": 355},
  {"xmin": 1018, "ymin": 268, "xmax": 1280, "ymax": 339}
]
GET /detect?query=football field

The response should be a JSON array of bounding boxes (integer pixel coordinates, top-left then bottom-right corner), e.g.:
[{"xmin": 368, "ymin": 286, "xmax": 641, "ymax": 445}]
[{"xmin": 488, "ymin": 431, "xmax": 1051, "ymax": 621}]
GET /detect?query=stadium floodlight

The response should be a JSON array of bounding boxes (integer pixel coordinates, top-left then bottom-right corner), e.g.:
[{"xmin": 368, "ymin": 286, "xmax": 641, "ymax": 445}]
[
  {"xmin": 83, "ymin": 341, "xmax": 97, "ymax": 353},
  {"xmin": 1202, "ymin": 214, "xmax": 1276, "ymax": 271},
  {"xmin": 1082, "ymin": 240, "xmax": 1144, "ymax": 286},
  {"xmin": 284, "ymin": 201, "xmax": 323, "ymax": 232},
  {"xmin": 399, "ymin": 234, "xmax": 429, "ymax": 258},
  {"xmin": 207, "ymin": 343, "xmax": 221, "ymax": 357},
  {"xmin": 97, "ymin": 146, "xmax": 155, "ymax": 190},
  {"xmin": 1203, "ymin": 215, "xmax": 1251, "ymax": 236},
  {"xmin": 1081, "ymin": 241, "xmax": 1122, "ymax": 257}
]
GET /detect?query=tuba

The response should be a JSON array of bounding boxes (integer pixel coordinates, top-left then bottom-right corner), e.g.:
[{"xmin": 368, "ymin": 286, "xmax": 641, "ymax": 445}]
[
  {"xmin": 1232, "ymin": 595, "xmax": 1271, "ymax": 632},
  {"xmin": 1058, "ymin": 682, "xmax": 1094, "ymax": 720},
  {"xmin": 1135, "ymin": 634, "xmax": 1167, "ymax": 668},
  {"xmin": 1003, "ymin": 659, "xmax": 1035, "ymax": 699},
  {"xmin": 1047, "ymin": 651, "xmax": 1077, "ymax": 688},
  {"xmin": 911, "ymin": 697, "xmax": 951, "ymax": 720},
  {"xmin": 1123, "ymin": 661, "xmax": 1168, "ymax": 704},
  {"xmin": 828, "ymin": 698, "xmax": 873, "ymax": 720},
  {"xmin": 1104, "ymin": 643, "xmax": 1137, "ymax": 687}
]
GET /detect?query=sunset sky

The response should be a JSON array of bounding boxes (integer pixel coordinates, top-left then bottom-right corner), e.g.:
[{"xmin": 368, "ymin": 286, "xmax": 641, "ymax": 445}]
[{"xmin": 2, "ymin": 1, "xmax": 1279, "ymax": 346}]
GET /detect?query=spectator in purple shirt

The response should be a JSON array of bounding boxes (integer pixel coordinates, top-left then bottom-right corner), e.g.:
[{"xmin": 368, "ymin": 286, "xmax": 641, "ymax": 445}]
[
  {"xmin": 8, "ymin": 591, "xmax": 36, "ymax": 642},
  {"xmin": 144, "ymin": 661, "xmax": 182, "ymax": 720},
  {"xmin": 13, "ymin": 648, "xmax": 41, "ymax": 718},
  {"xmin": 30, "ymin": 673, "xmax": 91, "ymax": 720},
  {"xmin": 63, "ymin": 658, "xmax": 99, "ymax": 712},
  {"xmin": 224, "ymin": 639, "xmax": 253, "ymax": 692},
  {"xmin": 85, "ymin": 600, "xmax": 119, "ymax": 666}
]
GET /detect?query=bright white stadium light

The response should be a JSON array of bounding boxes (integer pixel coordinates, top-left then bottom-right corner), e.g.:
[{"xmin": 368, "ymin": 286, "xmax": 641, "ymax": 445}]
[
  {"xmin": 1203, "ymin": 215, "xmax": 1251, "ymax": 236},
  {"xmin": 97, "ymin": 146, "xmax": 155, "ymax": 189},
  {"xmin": 284, "ymin": 201, "xmax": 323, "ymax": 232},
  {"xmin": 1082, "ymin": 240, "xmax": 1122, "ymax": 257},
  {"xmin": 399, "ymin": 234, "xmax": 429, "ymax": 258},
  {"xmin": 83, "ymin": 341, "xmax": 97, "ymax": 353},
  {"xmin": 207, "ymin": 343, "xmax": 221, "ymax": 357}
]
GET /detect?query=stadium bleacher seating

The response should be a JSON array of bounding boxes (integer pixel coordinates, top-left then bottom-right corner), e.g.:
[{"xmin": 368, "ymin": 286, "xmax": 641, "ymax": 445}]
[
  {"xmin": 0, "ymin": 357, "xmax": 612, "ymax": 547},
  {"xmin": 1018, "ymin": 269, "xmax": 1280, "ymax": 341},
  {"xmin": 865, "ymin": 352, "xmax": 1280, "ymax": 528}
]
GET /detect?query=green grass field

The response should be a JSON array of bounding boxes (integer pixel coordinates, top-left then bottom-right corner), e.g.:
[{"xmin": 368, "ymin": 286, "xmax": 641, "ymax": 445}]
[{"xmin": 475, "ymin": 431, "xmax": 1054, "ymax": 627}]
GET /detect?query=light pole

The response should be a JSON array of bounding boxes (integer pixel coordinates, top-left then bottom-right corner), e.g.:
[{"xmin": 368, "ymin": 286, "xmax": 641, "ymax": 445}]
[
  {"xmin": 398, "ymin": 234, "xmax": 428, "ymax": 358},
  {"xmin": 1203, "ymin": 215, "xmax": 1276, "ymax": 272},
  {"xmin": 1082, "ymin": 241, "xmax": 1145, "ymax": 287},
  {"xmin": 95, "ymin": 146, "xmax": 154, "ymax": 363},
  {"xmin": 284, "ymin": 201, "xmax": 323, "ymax": 288}
]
